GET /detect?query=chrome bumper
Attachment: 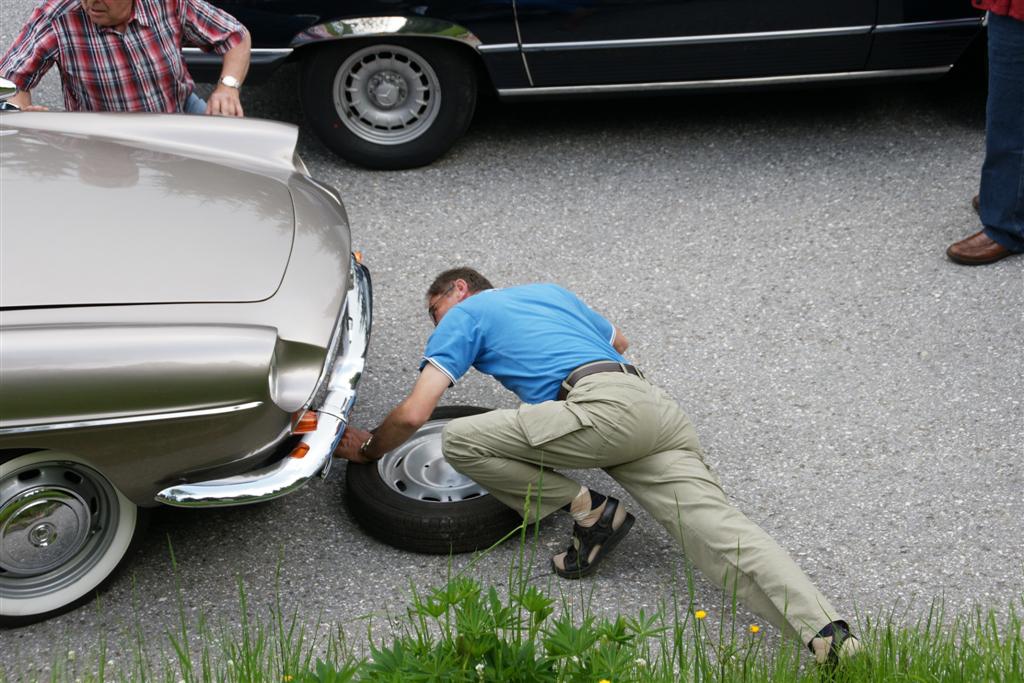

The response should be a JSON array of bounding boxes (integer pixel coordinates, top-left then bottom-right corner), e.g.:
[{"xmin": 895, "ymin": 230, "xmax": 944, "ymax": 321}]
[{"xmin": 154, "ymin": 260, "xmax": 372, "ymax": 507}]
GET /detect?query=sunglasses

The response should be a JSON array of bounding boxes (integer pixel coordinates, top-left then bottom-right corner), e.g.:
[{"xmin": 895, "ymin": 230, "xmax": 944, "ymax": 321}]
[{"xmin": 428, "ymin": 284, "xmax": 455, "ymax": 325}]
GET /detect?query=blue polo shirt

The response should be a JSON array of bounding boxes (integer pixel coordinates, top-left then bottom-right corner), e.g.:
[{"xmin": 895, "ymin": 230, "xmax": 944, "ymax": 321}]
[{"xmin": 420, "ymin": 284, "xmax": 625, "ymax": 404}]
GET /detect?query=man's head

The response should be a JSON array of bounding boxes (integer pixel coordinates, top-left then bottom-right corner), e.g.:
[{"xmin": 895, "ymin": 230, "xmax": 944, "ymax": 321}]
[
  {"xmin": 426, "ymin": 267, "xmax": 493, "ymax": 326},
  {"xmin": 81, "ymin": 0, "xmax": 133, "ymax": 29}
]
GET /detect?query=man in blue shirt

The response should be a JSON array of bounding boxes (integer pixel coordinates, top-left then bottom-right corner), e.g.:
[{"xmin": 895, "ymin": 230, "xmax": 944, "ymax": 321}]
[{"xmin": 335, "ymin": 267, "xmax": 860, "ymax": 665}]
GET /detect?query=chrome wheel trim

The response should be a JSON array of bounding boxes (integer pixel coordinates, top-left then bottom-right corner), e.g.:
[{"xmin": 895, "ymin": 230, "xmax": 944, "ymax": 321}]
[
  {"xmin": 375, "ymin": 419, "xmax": 490, "ymax": 503},
  {"xmin": 1, "ymin": 488, "xmax": 92, "ymax": 575},
  {"xmin": 0, "ymin": 454, "xmax": 133, "ymax": 610},
  {"xmin": 332, "ymin": 44, "xmax": 442, "ymax": 146}
]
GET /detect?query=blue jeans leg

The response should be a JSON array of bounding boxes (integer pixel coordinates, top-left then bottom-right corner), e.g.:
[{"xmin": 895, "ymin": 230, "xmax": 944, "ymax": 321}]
[
  {"xmin": 978, "ymin": 12, "xmax": 1024, "ymax": 253},
  {"xmin": 184, "ymin": 92, "xmax": 208, "ymax": 115}
]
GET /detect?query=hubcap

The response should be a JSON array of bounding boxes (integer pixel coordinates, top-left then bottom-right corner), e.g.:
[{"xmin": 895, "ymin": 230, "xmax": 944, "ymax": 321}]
[
  {"xmin": 332, "ymin": 45, "xmax": 442, "ymax": 146},
  {"xmin": 376, "ymin": 419, "xmax": 490, "ymax": 503},
  {"xmin": 1, "ymin": 489, "xmax": 91, "ymax": 574},
  {"xmin": 0, "ymin": 458, "xmax": 121, "ymax": 601},
  {"xmin": 367, "ymin": 72, "xmax": 407, "ymax": 109}
]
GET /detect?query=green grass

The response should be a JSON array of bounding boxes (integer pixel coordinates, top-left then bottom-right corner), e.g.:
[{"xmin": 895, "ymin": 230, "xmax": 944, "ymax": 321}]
[{"xmin": 5, "ymin": 529, "xmax": 1023, "ymax": 682}]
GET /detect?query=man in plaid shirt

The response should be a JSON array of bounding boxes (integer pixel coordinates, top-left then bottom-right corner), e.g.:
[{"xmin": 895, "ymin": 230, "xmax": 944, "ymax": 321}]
[{"xmin": 1, "ymin": 0, "xmax": 250, "ymax": 116}]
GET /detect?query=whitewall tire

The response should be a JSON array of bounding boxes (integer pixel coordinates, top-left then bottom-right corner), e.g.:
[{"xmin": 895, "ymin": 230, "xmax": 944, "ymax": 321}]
[{"xmin": 0, "ymin": 451, "xmax": 139, "ymax": 625}]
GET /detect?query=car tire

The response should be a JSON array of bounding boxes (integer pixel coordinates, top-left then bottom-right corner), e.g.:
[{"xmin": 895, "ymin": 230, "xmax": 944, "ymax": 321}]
[
  {"xmin": 300, "ymin": 40, "xmax": 478, "ymax": 170},
  {"xmin": 0, "ymin": 451, "xmax": 144, "ymax": 626},
  {"xmin": 345, "ymin": 406, "xmax": 522, "ymax": 554}
]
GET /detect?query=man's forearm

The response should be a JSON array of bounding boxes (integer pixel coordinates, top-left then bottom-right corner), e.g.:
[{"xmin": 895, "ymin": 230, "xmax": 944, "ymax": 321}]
[
  {"xmin": 10, "ymin": 89, "xmax": 31, "ymax": 109},
  {"xmin": 337, "ymin": 364, "xmax": 449, "ymax": 463},
  {"xmin": 206, "ymin": 31, "xmax": 250, "ymax": 116},
  {"xmin": 361, "ymin": 403, "xmax": 426, "ymax": 461},
  {"xmin": 219, "ymin": 30, "xmax": 250, "ymax": 84}
]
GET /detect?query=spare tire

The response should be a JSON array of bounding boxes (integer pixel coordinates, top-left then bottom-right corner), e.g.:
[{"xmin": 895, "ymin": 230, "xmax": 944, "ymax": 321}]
[{"xmin": 345, "ymin": 406, "xmax": 522, "ymax": 554}]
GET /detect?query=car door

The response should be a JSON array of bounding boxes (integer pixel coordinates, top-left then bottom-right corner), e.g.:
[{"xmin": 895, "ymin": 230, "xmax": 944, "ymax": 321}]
[{"xmin": 513, "ymin": 0, "xmax": 876, "ymax": 89}]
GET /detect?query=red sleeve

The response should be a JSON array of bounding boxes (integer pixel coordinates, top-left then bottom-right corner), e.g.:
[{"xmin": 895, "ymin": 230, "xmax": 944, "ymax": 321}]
[
  {"xmin": 180, "ymin": 0, "xmax": 247, "ymax": 55},
  {"xmin": 973, "ymin": 0, "xmax": 1024, "ymax": 21},
  {"xmin": 0, "ymin": 3, "xmax": 60, "ymax": 91}
]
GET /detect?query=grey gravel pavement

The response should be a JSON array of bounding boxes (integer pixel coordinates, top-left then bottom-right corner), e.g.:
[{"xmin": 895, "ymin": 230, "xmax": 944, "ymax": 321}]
[{"xmin": 2, "ymin": 6, "xmax": 1023, "ymax": 677}]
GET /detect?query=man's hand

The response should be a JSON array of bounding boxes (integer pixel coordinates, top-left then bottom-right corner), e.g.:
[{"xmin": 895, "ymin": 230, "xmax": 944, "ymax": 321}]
[
  {"xmin": 9, "ymin": 90, "xmax": 47, "ymax": 111},
  {"xmin": 612, "ymin": 326, "xmax": 630, "ymax": 354},
  {"xmin": 334, "ymin": 426, "xmax": 374, "ymax": 463},
  {"xmin": 335, "ymin": 365, "xmax": 451, "ymax": 464},
  {"xmin": 207, "ymin": 29, "xmax": 250, "ymax": 117},
  {"xmin": 206, "ymin": 85, "xmax": 243, "ymax": 117}
]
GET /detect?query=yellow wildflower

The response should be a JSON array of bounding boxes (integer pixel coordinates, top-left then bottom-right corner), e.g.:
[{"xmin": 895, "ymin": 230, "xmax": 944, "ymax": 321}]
[
  {"xmin": 283, "ymin": 676, "xmax": 294, "ymax": 682},
  {"xmin": 599, "ymin": 679, "xmax": 612, "ymax": 683},
  {"xmin": 750, "ymin": 625, "xmax": 760, "ymax": 634},
  {"xmin": 694, "ymin": 610, "xmax": 707, "ymax": 620}
]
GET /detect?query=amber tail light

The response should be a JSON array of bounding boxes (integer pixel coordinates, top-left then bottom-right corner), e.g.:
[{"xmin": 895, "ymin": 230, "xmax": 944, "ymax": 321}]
[{"xmin": 291, "ymin": 410, "xmax": 319, "ymax": 434}]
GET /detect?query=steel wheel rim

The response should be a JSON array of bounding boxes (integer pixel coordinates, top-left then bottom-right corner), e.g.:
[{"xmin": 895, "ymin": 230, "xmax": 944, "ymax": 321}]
[
  {"xmin": 375, "ymin": 418, "xmax": 490, "ymax": 503},
  {"xmin": 0, "ymin": 460, "xmax": 120, "ymax": 599},
  {"xmin": 333, "ymin": 44, "xmax": 442, "ymax": 146}
]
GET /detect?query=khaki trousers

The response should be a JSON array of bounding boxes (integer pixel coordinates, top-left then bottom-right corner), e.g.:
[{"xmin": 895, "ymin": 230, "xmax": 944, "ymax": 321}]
[{"xmin": 441, "ymin": 372, "xmax": 838, "ymax": 644}]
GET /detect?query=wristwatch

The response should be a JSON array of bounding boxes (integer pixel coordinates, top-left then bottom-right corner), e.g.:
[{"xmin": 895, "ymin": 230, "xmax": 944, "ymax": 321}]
[
  {"xmin": 219, "ymin": 75, "xmax": 241, "ymax": 90},
  {"xmin": 358, "ymin": 434, "xmax": 374, "ymax": 458}
]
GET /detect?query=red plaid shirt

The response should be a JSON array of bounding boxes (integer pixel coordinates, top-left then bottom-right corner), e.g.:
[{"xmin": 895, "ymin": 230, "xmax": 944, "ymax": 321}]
[
  {"xmin": 0, "ymin": 0, "xmax": 245, "ymax": 112},
  {"xmin": 973, "ymin": 0, "xmax": 1024, "ymax": 20}
]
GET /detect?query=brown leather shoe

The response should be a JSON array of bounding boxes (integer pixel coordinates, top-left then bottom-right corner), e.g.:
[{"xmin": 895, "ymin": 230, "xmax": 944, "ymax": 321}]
[
  {"xmin": 972, "ymin": 194, "xmax": 980, "ymax": 215},
  {"xmin": 947, "ymin": 230, "xmax": 1015, "ymax": 265}
]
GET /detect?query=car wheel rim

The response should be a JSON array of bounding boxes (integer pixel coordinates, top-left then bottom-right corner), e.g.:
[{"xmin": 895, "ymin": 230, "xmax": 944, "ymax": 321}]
[
  {"xmin": 333, "ymin": 44, "xmax": 442, "ymax": 146},
  {"xmin": 0, "ymin": 460, "xmax": 120, "ymax": 599},
  {"xmin": 375, "ymin": 418, "xmax": 490, "ymax": 503}
]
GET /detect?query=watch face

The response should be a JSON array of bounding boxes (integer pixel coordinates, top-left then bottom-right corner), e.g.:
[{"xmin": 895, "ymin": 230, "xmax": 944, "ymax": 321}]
[{"xmin": 221, "ymin": 76, "xmax": 240, "ymax": 88}]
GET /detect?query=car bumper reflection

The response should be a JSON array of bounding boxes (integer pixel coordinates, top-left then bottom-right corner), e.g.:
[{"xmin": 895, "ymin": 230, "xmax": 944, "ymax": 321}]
[{"xmin": 154, "ymin": 258, "xmax": 372, "ymax": 507}]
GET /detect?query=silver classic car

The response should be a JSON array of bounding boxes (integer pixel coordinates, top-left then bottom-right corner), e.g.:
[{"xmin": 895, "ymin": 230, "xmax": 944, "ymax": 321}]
[{"xmin": 0, "ymin": 88, "xmax": 372, "ymax": 624}]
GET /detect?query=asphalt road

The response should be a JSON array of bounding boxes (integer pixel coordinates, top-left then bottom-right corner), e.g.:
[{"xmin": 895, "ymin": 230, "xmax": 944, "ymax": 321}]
[{"xmin": 2, "ymin": 10, "xmax": 1023, "ymax": 678}]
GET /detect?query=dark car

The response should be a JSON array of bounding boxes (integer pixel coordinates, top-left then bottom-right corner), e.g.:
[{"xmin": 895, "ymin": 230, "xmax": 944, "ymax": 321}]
[{"xmin": 186, "ymin": 1, "xmax": 985, "ymax": 170}]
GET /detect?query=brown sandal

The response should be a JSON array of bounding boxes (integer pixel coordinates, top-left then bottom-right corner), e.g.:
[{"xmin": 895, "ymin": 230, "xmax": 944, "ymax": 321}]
[{"xmin": 552, "ymin": 497, "xmax": 634, "ymax": 579}]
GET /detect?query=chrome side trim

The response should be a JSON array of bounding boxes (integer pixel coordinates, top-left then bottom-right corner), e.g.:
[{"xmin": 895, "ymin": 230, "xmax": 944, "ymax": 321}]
[
  {"xmin": 496, "ymin": 66, "xmax": 951, "ymax": 98},
  {"xmin": 182, "ymin": 47, "xmax": 294, "ymax": 57},
  {"xmin": 155, "ymin": 257, "xmax": 372, "ymax": 508},
  {"xmin": 477, "ymin": 43, "xmax": 520, "ymax": 54},
  {"xmin": 874, "ymin": 18, "xmax": 984, "ymax": 34},
  {"xmin": 181, "ymin": 47, "xmax": 294, "ymax": 67},
  {"xmin": 290, "ymin": 16, "xmax": 481, "ymax": 48},
  {"xmin": 0, "ymin": 402, "xmax": 263, "ymax": 436},
  {"xmin": 521, "ymin": 25, "xmax": 872, "ymax": 53}
]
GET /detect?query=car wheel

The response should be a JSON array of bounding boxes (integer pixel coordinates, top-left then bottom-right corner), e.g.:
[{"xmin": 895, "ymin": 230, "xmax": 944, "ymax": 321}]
[
  {"xmin": 345, "ymin": 406, "xmax": 522, "ymax": 554},
  {"xmin": 0, "ymin": 451, "xmax": 142, "ymax": 625},
  {"xmin": 301, "ymin": 40, "xmax": 477, "ymax": 170}
]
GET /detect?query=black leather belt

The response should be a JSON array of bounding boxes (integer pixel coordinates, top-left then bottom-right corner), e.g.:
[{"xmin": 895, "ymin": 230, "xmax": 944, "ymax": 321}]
[{"xmin": 557, "ymin": 361, "xmax": 644, "ymax": 400}]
